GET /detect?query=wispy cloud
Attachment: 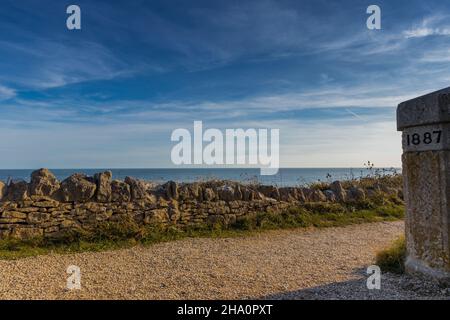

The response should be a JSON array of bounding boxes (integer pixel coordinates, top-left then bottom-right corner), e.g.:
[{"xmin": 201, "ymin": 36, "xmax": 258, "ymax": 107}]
[
  {"xmin": 0, "ymin": 39, "xmax": 135, "ymax": 89},
  {"xmin": 403, "ymin": 14, "xmax": 450, "ymax": 38},
  {"xmin": 419, "ymin": 47, "xmax": 450, "ymax": 63},
  {"xmin": 0, "ymin": 85, "xmax": 16, "ymax": 100},
  {"xmin": 404, "ymin": 27, "xmax": 450, "ymax": 38}
]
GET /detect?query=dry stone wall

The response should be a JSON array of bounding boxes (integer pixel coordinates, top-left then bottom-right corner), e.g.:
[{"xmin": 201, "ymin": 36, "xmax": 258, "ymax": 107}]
[{"xmin": 0, "ymin": 169, "xmax": 402, "ymax": 240}]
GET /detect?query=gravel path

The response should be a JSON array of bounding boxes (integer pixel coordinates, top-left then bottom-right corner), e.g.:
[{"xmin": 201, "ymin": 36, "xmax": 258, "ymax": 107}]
[{"xmin": 0, "ymin": 221, "xmax": 448, "ymax": 300}]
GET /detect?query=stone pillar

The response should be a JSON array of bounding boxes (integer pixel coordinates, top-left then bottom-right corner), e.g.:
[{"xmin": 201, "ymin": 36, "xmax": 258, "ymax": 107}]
[{"xmin": 397, "ymin": 87, "xmax": 450, "ymax": 284}]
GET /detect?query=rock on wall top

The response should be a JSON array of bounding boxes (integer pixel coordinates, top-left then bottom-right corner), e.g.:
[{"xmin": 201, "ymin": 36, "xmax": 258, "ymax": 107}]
[
  {"xmin": 0, "ymin": 169, "xmax": 150, "ymax": 203},
  {"xmin": 0, "ymin": 168, "xmax": 402, "ymax": 205}
]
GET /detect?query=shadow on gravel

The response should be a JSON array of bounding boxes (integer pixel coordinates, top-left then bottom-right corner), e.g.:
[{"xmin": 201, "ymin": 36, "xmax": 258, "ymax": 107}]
[{"xmin": 259, "ymin": 270, "xmax": 450, "ymax": 300}]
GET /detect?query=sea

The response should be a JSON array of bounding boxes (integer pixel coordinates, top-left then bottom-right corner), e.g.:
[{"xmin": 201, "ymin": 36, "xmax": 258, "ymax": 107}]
[{"xmin": 0, "ymin": 168, "xmax": 400, "ymax": 187}]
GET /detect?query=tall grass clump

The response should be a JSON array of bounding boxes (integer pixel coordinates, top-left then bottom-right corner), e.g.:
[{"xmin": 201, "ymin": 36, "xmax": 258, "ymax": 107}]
[{"xmin": 375, "ymin": 236, "xmax": 406, "ymax": 274}]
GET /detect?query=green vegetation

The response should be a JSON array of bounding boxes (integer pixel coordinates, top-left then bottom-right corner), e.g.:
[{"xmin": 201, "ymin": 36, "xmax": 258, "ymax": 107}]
[
  {"xmin": 0, "ymin": 201, "xmax": 404, "ymax": 260},
  {"xmin": 375, "ymin": 236, "xmax": 406, "ymax": 274}
]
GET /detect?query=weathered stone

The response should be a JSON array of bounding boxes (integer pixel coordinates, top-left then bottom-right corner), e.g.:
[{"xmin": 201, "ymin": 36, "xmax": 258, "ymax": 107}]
[
  {"xmin": 44, "ymin": 226, "xmax": 60, "ymax": 233},
  {"xmin": 60, "ymin": 174, "xmax": 96, "ymax": 202},
  {"xmin": 94, "ymin": 171, "xmax": 112, "ymax": 202},
  {"xmin": 348, "ymin": 187, "xmax": 365, "ymax": 202},
  {"xmin": 29, "ymin": 168, "xmax": 60, "ymax": 197},
  {"xmin": 0, "ymin": 181, "xmax": 6, "ymax": 202},
  {"xmin": 83, "ymin": 202, "xmax": 103, "ymax": 212},
  {"xmin": 207, "ymin": 214, "xmax": 226, "ymax": 226},
  {"xmin": 402, "ymin": 151, "xmax": 450, "ymax": 283},
  {"xmin": 111, "ymin": 180, "xmax": 131, "ymax": 202},
  {"xmin": 310, "ymin": 189, "xmax": 327, "ymax": 202},
  {"xmin": 125, "ymin": 177, "xmax": 147, "ymax": 200},
  {"xmin": 3, "ymin": 202, "xmax": 17, "ymax": 210},
  {"xmin": 279, "ymin": 187, "xmax": 298, "ymax": 202},
  {"xmin": 203, "ymin": 188, "xmax": 216, "ymax": 201},
  {"xmin": 398, "ymin": 88, "xmax": 450, "ymax": 284},
  {"xmin": 164, "ymin": 181, "xmax": 179, "ymax": 200},
  {"xmin": 60, "ymin": 219, "xmax": 79, "ymax": 229},
  {"xmin": 50, "ymin": 210, "xmax": 68, "ymax": 217},
  {"xmin": 40, "ymin": 223, "xmax": 59, "ymax": 232},
  {"xmin": 0, "ymin": 217, "xmax": 26, "ymax": 224},
  {"xmin": 323, "ymin": 190, "xmax": 336, "ymax": 202},
  {"xmin": 28, "ymin": 212, "xmax": 51, "ymax": 224},
  {"xmin": 70, "ymin": 207, "xmax": 87, "ymax": 216},
  {"xmin": 295, "ymin": 188, "xmax": 306, "ymax": 202},
  {"xmin": 177, "ymin": 185, "xmax": 189, "ymax": 200},
  {"xmin": 233, "ymin": 185, "xmax": 243, "ymax": 201},
  {"xmin": 144, "ymin": 209, "xmax": 169, "ymax": 224},
  {"xmin": 228, "ymin": 200, "xmax": 240, "ymax": 210},
  {"xmin": 9, "ymin": 227, "xmax": 43, "ymax": 240},
  {"xmin": 189, "ymin": 183, "xmax": 202, "ymax": 200},
  {"xmin": 397, "ymin": 87, "xmax": 450, "ymax": 131},
  {"xmin": 17, "ymin": 207, "xmax": 40, "ymax": 213},
  {"xmin": 239, "ymin": 187, "xmax": 251, "ymax": 201},
  {"xmin": 21, "ymin": 201, "xmax": 33, "ymax": 207},
  {"xmin": 258, "ymin": 185, "xmax": 280, "ymax": 200},
  {"xmin": 217, "ymin": 185, "xmax": 235, "ymax": 202},
  {"xmin": 6, "ymin": 180, "xmax": 28, "ymax": 201},
  {"xmin": 177, "ymin": 183, "xmax": 202, "ymax": 201},
  {"xmin": 330, "ymin": 181, "xmax": 347, "ymax": 202},
  {"xmin": 301, "ymin": 188, "xmax": 313, "ymax": 201},
  {"xmin": 2, "ymin": 211, "xmax": 27, "ymax": 219},
  {"xmin": 32, "ymin": 200, "xmax": 59, "ymax": 208},
  {"xmin": 30, "ymin": 195, "xmax": 55, "ymax": 202},
  {"xmin": 168, "ymin": 203, "xmax": 181, "ymax": 222}
]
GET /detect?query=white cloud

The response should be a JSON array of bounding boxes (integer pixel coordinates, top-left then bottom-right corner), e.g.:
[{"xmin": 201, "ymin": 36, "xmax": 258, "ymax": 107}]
[
  {"xmin": 0, "ymin": 82, "xmax": 423, "ymax": 127},
  {"xmin": 419, "ymin": 48, "xmax": 450, "ymax": 63},
  {"xmin": 0, "ymin": 85, "xmax": 16, "ymax": 100},
  {"xmin": 0, "ymin": 115, "xmax": 402, "ymax": 168},
  {"xmin": 189, "ymin": 86, "xmax": 417, "ymax": 116},
  {"xmin": 403, "ymin": 14, "xmax": 450, "ymax": 38},
  {"xmin": 404, "ymin": 27, "xmax": 450, "ymax": 38},
  {"xmin": 0, "ymin": 39, "xmax": 136, "ymax": 90}
]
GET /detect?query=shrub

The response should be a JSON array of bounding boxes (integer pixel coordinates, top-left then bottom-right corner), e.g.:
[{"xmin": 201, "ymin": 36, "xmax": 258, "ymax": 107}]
[{"xmin": 375, "ymin": 236, "xmax": 406, "ymax": 274}]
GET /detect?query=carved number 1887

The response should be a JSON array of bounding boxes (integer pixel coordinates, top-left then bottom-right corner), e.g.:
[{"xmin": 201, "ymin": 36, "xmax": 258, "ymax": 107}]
[{"xmin": 406, "ymin": 130, "xmax": 442, "ymax": 146}]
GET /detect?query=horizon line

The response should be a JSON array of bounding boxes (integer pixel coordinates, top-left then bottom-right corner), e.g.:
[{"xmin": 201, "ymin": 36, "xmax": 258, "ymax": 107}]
[{"xmin": 0, "ymin": 167, "xmax": 401, "ymax": 170}]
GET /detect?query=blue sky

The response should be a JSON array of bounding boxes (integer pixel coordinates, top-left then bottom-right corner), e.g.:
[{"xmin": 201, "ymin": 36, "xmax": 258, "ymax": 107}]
[{"xmin": 0, "ymin": 0, "xmax": 449, "ymax": 168}]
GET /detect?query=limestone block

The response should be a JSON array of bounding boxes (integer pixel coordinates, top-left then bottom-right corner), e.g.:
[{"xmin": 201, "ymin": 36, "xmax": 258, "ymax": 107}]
[
  {"xmin": 111, "ymin": 180, "xmax": 131, "ymax": 202},
  {"xmin": 94, "ymin": 171, "xmax": 112, "ymax": 202},
  {"xmin": 60, "ymin": 174, "xmax": 96, "ymax": 202},
  {"xmin": 29, "ymin": 168, "xmax": 60, "ymax": 197},
  {"xmin": 402, "ymin": 151, "xmax": 450, "ymax": 283}
]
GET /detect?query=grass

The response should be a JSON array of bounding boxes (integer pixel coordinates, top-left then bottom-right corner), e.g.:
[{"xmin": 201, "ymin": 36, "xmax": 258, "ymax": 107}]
[
  {"xmin": 308, "ymin": 171, "xmax": 403, "ymax": 191},
  {"xmin": 375, "ymin": 236, "xmax": 407, "ymax": 274},
  {"xmin": 0, "ymin": 202, "xmax": 405, "ymax": 260}
]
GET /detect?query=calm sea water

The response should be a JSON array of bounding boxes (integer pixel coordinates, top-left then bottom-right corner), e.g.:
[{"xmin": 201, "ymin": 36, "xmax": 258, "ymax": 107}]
[{"xmin": 0, "ymin": 168, "xmax": 400, "ymax": 187}]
